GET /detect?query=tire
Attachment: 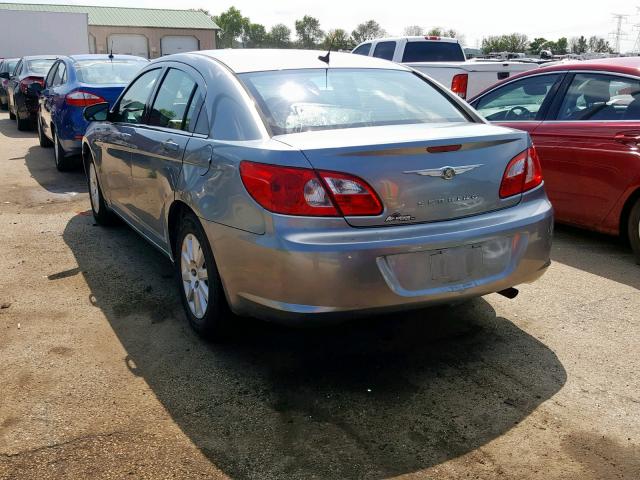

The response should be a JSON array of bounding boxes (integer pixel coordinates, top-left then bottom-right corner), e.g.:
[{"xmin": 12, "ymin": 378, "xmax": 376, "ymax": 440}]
[
  {"xmin": 628, "ymin": 198, "xmax": 640, "ymax": 265},
  {"xmin": 8, "ymin": 106, "xmax": 15, "ymax": 120},
  {"xmin": 53, "ymin": 130, "xmax": 74, "ymax": 171},
  {"xmin": 87, "ymin": 154, "xmax": 117, "ymax": 226},
  {"xmin": 38, "ymin": 116, "xmax": 53, "ymax": 148},
  {"xmin": 175, "ymin": 212, "xmax": 231, "ymax": 340}
]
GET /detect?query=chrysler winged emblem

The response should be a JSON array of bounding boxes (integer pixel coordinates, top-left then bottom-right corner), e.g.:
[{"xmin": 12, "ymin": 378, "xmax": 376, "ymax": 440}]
[{"xmin": 403, "ymin": 164, "xmax": 483, "ymax": 180}]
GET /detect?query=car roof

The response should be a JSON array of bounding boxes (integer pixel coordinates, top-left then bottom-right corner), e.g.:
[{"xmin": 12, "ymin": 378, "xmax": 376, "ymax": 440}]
[
  {"xmin": 21, "ymin": 55, "xmax": 58, "ymax": 61},
  {"xmin": 185, "ymin": 49, "xmax": 408, "ymax": 74},
  {"xmin": 363, "ymin": 36, "xmax": 459, "ymax": 44},
  {"xmin": 67, "ymin": 54, "xmax": 148, "ymax": 62},
  {"xmin": 470, "ymin": 56, "xmax": 640, "ymax": 101}
]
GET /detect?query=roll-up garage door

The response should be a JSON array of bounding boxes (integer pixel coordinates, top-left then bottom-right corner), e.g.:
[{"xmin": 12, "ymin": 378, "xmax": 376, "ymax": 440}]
[
  {"xmin": 108, "ymin": 34, "xmax": 149, "ymax": 58},
  {"xmin": 161, "ymin": 36, "xmax": 199, "ymax": 55}
]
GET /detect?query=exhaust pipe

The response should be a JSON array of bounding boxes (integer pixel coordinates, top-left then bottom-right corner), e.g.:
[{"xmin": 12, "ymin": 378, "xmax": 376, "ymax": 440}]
[{"xmin": 497, "ymin": 287, "xmax": 519, "ymax": 299}]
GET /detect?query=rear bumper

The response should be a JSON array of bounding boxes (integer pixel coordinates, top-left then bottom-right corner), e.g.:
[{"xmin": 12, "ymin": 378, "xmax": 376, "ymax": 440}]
[
  {"xmin": 202, "ymin": 186, "xmax": 553, "ymax": 322},
  {"xmin": 14, "ymin": 92, "xmax": 39, "ymax": 120}
]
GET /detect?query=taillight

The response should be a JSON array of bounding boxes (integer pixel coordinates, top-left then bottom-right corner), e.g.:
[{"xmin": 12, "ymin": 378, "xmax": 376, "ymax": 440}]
[
  {"xmin": 499, "ymin": 146, "xmax": 543, "ymax": 198},
  {"xmin": 425, "ymin": 36, "xmax": 441, "ymax": 40},
  {"xmin": 239, "ymin": 161, "xmax": 382, "ymax": 217},
  {"xmin": 19, "ymin": 76, "xmax": 44, "ymax": 94},
  {"xmin": 451, "ymin": 73, "xmax": 468, "ymax": 99},
  {"xmin": 65, "ymin": 90, "xmax": 106, "ymax": 107}
]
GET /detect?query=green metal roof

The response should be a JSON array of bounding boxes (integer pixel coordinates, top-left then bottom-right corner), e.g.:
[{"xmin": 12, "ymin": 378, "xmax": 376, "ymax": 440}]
[{"xmin": 0, "ymin": 3, "xmax": 219, "ymax": 29}]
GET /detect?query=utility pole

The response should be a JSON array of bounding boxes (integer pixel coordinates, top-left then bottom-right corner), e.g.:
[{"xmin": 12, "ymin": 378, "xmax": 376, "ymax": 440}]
[
  {"xmin": 610, "ymin": 13, "xmax": 629, "ymax": 53},
  {"xmin": 634, "ymin": 7, "xmax": 640, "ymax": 54}
]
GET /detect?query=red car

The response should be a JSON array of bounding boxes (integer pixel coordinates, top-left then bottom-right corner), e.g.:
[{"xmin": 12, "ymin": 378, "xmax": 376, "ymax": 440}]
[{"xmin": 469, "ymin": 57, "xmax": 640, "ymax": 263}]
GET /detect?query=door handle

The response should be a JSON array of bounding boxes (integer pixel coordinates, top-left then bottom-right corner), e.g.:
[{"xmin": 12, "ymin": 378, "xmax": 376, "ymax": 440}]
[
  {"xmin": 614, "ymin": 131, "xmax": 640, "ymax": 147},
  {"xmin": 162, "ymin": 140, "xmax": 179, "ymax": 152}
]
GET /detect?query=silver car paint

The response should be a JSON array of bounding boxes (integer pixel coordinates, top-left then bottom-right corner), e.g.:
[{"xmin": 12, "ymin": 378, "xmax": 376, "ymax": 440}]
[{"xmin": 83, "ymin": 50, "xmax": 553, "ymax": 321}]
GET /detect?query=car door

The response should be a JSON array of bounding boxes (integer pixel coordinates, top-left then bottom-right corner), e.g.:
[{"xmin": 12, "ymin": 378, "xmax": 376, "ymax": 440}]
[
  {"xmin": 472, "ymin": 72, "xmax": 565, "ymax": 211},
  {"xmin": 127, "ymin": 65, "xmax": 204, "ymax": 246},
  {"xmin": 48, "ymin": 61, "xmax": 68, "ymax": 135},
  {"xmin": 99, "ymin": 67, "xmax": 163, "ymax": 217},
  {"xmin": 531, "ymin": 72, "xmax": 640, "ymax": 229},
  {"xmin": 40, "ymin": 61, "xmax": 60, "ymax": 137},
  {"xmin": 7, "ymin": 59, "xmax": 22, "ymax": 112}
]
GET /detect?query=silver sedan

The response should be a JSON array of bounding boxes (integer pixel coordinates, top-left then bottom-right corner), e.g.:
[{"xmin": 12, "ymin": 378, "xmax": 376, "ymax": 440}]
[{"xmin": 81, "ymin": 49, "xmax": 553, "ymax": 338}]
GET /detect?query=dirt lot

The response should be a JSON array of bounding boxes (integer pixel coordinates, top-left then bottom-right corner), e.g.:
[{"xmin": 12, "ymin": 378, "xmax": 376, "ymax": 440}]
[{"xmin": 0, "ymin": 110, "xmax": 638, "ymax": 480}]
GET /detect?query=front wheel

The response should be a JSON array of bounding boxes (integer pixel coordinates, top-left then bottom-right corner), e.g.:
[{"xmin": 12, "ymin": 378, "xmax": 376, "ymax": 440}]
[
  {"xmin": 176, "ymin": 213, "xmax": 231, "ymax": 339},
  {"xmin": 628, "ymin": 199, "xmax": 640, "ymax": 265},
  {"xmin": 87, "ymin": 155, "xmax": 117, "ymax": 226}
]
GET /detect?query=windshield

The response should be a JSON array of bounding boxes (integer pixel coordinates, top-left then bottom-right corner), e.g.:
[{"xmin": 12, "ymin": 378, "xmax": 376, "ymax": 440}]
[
  {"xmin": 240, "ymin": 68, "xmax": 468, "ymax": 134},
  {"xmin": 26, "ymin": 59, "xmax": 56, "ymax": 75},
  {"xmin": 1, "ymin": 60, "xmax": 18, "ymax": 74},
  {"xmin": 75, "ymin": 59, "xmax": 148, "ymax": 84},
  {"xmin": 402, "ymin": 42, "xmax": 465, "ymax": 62}
]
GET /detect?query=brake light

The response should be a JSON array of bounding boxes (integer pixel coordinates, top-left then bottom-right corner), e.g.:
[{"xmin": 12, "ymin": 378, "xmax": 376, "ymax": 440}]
[
  {"xmin": 499, "ymin": 146, "xmax": 543, "ymax": 198},
  {"xmin": 451, "ymin": 73, "xmax": 468, "ymax": 99},
  {"xmin": 425, "ymin": 36, "xmax": 441, "ymax": 40},
  {"xmin": 19, "ymin": 76, "xmax": 44, "ymax": 94},
  {"xmin": 65, "ymin": 90, "xmax": 106, "ymax": 107},
  {"xmin": 239, "ymin": 161, "xmax": 382, "ymax": 217}
]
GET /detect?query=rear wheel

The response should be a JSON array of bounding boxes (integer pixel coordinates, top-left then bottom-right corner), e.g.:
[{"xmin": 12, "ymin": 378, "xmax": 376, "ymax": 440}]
[
  {"xmin": 628, "ymin": 199, "xmax": 640, "ymax": 265},
  {"xmin": 87, "ymin": 154, "xmax": 116, "ymax": 225},
  {"xmin": 54, "ymin": 130, "xmax": 74, "ymax": 171},
  {"xmin": 8, "ymin": 104, "xmax": 15, "ymax": 120},
  {"xmin": 38, "ymin": 116, "xmax": 53, "ymax": 148},
  {"xmin": 176, "ymin": 212, "xmax": 231, "ymax": 340}
]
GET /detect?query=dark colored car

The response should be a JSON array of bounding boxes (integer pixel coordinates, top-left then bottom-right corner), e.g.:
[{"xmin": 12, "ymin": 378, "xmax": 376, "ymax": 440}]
[
  {"xmin": 5, "ymin": 55, "xmax": 57, "ymax": 130},
  {"xmin": 469, "ymin": 57, "xmax": 640, "ymax": 262},
  {"xmin": 35, "ymin": 54, "xmax": 148, "ymax": 170},
  {"xmin": 0, "ymin": 57, "xmax": 19, "ymax": 109}
]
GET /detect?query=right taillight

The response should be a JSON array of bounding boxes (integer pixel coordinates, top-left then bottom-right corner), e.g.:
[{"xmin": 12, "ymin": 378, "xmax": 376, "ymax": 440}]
[
  {"xmin": 65, "ymin": 90, "xmax": 106, "ymax": 107},
  {"xmin": 499, "ymin": 146, "xmax": 543, "ymax": 198},
  {"xmin": 451, "ymin": 73, "xmax": 468, "ymax": 99},
  {"xmin": 239, "ymin": 161, "xmax": 382, "ymax": 217}
]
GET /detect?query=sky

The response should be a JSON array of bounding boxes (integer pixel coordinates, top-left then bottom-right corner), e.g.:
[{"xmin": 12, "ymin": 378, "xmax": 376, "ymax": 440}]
[{"xmin": 29, "ymin": 0, "xmax": 640, "ymax": 52}]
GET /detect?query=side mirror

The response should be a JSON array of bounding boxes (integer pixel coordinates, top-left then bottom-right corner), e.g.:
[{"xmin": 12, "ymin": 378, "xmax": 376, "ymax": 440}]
[
  {"xmin": 83, "ymin": 102, "xmax": 110, "ymax": 122},
  {"xmin": 27, "ymin": 82, "xmax": 43, "ymax": 96},
  {"xmin": 0, "ymin": 72, "xmax": 9, "ymax": 80}
]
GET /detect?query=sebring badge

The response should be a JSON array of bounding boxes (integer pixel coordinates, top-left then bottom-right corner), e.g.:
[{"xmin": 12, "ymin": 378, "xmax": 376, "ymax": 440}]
[{"xmin": 403, "ymin": 164, "xmax": 483, "ymax": 180}]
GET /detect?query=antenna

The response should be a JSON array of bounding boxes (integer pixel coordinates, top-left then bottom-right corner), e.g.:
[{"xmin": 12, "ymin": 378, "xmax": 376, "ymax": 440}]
[
  {"xmin": 108, "ymin": 39, "xmax": 114, "ymax": 60},
  {"xmin": 318, "ymin": 37, "xmax": 334, "ymax": 65}
]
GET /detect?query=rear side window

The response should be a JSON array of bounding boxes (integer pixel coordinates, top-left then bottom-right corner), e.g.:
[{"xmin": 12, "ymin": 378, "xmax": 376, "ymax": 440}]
[
  {"xmin": 475, "ymin": 74, "xmax": 560, "ymax": 121},
  {"xmin": 352, "ymin": 43, "xmax": 371, "ymax": 56},
  {"xmin": 557, "ymin": 73, "xmax": 640, "ymax": 121},
  {"xmin": 114, "ymin": 68, "xmax": 161, "ymax": 124},
  {"xmin": 402, "ymin": 41, "xmax": 465, "ymax": 62},
  {"xmin": 372, "ymin": 41, "xmax": 396, "ymax": 61},
  {"xmin": 148, "ymin": 68, "xmax": 198, "ymax": 131}
]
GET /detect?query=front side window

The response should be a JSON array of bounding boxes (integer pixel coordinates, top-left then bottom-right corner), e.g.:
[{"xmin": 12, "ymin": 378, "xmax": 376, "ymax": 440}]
[
  {"xmin": 557, "ymin": 73, "xmax": 640, "ymax": 121},
  {"xmin": 52, "ymin": 63, "xmax": 66, "ymax": 86},
  {"xmin": 148, "ymin": 68, "xmax": 197, "ymax": 131},
  {"xmin": 114, "ymin": 68, "xmax": 161, "ymax": 124},
  {"xmin": 372, "ymin": 41, "xmax": 396, "ymax": 60},
  {"xmin": 45, "ymin": 63, "xmax": 58, "ymax": 87},
  {"xmin": 240, "ymin": 68, "xmax": 469, "ymax": 135},
  {"xmin": 74, "ymin": 59, "xmax": 148, "ymax": 85},
  {"xmin": 475, "ymin": 74, "xmax": 561, "ymax": 121},
  {"xmin": 352, "ymin": 43, "xmax": 371, "ymax": 56}
]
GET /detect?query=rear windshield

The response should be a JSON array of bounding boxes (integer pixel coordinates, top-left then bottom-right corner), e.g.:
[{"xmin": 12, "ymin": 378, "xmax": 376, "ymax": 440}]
[
  {"xmin": 75, "ymin": 59, "xmax": 148, "ymax": 84},
  {"xmin": 402, "ymin": 41, "xmax": 465, "ymax": 62},
  {"xmin": 1, "ymin": 60, "xmax": 18, "ymax": 74},
  {"xmin": 239, "ymin": 68, "xmax": 469, "ymax": 135},
  {"xmin": 26, "ymin": 59, "xmax": 56, "ymax": 75}
]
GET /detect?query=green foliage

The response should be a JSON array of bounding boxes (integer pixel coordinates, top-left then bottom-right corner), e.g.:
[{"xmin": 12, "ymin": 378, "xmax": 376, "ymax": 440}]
[
  {"xmin": 588, "ymin": 36, "xmax": 613, "ymax": 53},
  {"xmin": 528, "ymin": 37, "xmax": 548, "ymax": 55},
  {"xmin": 266, "ymin": 23, "xmax": 292, "ymax": 48},
  {"xmin": 351, "ymin": 20, "xmax": 386, "ymax": 44},
  {"xmin": 322, "ymin": 29, "xmax": 355, "ymax": 51},
  {"xmin": 295, "ymin": 15, "xmax": 324, "ymax": 49},
  {"xmin": 570, "ymin": 36, "xmax": 588, "ymax": 54},
  {"xmin": 404, "ymin": 25, "xmax": 423, "ymax": 36},
  {"xmin": 243, "ymin": 23, "xmax": 267, "ymax": 48},
  {"xmin": 482, "ymin": 33, "xmax": 529, "ymax": 53},
  {"xmin": 213, "ymin": 6, "xmax": 249, "ymax": 48}
]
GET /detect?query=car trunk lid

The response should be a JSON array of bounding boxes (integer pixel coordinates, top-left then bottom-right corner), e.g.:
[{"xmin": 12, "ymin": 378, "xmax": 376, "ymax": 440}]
[{"xmin": 274, "ymin": 123, "xmax": 529, "ymax": 227}]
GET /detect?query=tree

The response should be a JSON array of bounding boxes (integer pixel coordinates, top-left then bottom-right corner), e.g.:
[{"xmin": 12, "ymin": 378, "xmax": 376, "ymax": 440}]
[
  {"xmin": 323, "ymin": 29, "xmax": 355, "ymax": 51},
  {"xmin": 426, "ymin": 27, "xmax": 465, "ymax": 45},
  {"xmin": 482, "ymin": 33, "xmax": 528, "ymax": 53},
  {"xmin": 267, "ymin": 23, "xmax": 292, "ymax": 48},
  {"xmin": 404, "ymin": 25, "xmax": 423, "ymax": 36},
  {"xmin": 213, "ymin": 7, "xmax": 249, "ymax": 48},
  {"xmin": 243, "ymin": 23, "xmax": 267, "ymax": 48},
  {"xmin": 528, "ymin": 37, "xmax": 548, "ymax": 55},
  {"xmin": 570, "ymin": 36, "xmax": 588, "ymax": 54},
  {"xmin": 295, "ymin": 15, "xmax": 324, "ymax": 49},
  {"xmin": 588, "ymin": 36, "xmax": 612, "ymax": 53},
  {"xmin": 553, "ymin": 37, "xmax": 568, "ymax": 55},
  {"xmin": 351, "ymin": 20, "xmax": 386, "ymax": 44}
]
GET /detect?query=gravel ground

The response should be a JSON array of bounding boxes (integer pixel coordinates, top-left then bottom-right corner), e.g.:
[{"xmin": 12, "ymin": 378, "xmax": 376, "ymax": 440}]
[{"xmin": 0, "ymin": 111, "xmax": 638, "ymax": 479}]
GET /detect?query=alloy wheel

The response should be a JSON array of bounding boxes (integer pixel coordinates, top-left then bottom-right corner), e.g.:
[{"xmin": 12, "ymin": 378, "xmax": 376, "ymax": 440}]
[
  {"xmin": 180, "ymin": 233, "xmax": 209, "ymax": 319},
  {"xmin": 89, "ymin": 162, "xmax": 100, "ymax": 214}
]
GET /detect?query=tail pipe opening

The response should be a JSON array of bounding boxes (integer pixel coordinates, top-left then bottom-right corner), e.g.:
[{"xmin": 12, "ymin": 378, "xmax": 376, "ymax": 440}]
[{"xmin": 497, "ymin": 287, "xmax": 519, "ymax": 299}]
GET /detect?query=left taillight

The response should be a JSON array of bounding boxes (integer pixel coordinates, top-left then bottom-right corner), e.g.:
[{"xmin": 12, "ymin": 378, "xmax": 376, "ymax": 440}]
[
  {"xmin": 451, "ymin": 73, "xmax": 468, "ymax": 99},
  {"xmin": 65, "ymin": 90, "xmax": 106, "ymax": 107},
  {"xmin": 19, "ymin": 76, "xmax": 44, "ymax": 94},
  {"xmin": 239, "ymin": 161, "xmax": 382, "ymax": 217},
  {"xmin": 499, "ymin": 146, "xmax": 543, "ymax": 199}
]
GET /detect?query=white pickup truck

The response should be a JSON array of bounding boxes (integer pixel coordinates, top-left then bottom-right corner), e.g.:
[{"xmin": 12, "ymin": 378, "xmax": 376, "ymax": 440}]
[{"xmin": 352, "ymin": 36, "xmax": 539, "ymax": 100}]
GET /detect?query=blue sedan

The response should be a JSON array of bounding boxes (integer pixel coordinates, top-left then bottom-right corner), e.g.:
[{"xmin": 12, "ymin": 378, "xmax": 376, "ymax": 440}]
[{"xmin": 36, "ymin": 54, "xmax": 148, "ymax": 171}]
